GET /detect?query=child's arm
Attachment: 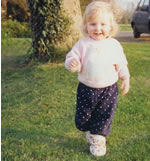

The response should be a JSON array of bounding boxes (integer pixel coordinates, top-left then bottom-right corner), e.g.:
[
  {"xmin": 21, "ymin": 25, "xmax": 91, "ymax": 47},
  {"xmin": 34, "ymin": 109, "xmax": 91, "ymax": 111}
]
[
  {"xmin": 68, "ymin": 58, "xmax": 80, "ymax": 72},
  {"xmin": 120, "ymin": 76, "xmax": 130, "ymax": 95},
  {"xmin": 65, "ymin": 54, "xmax": 81, "ymax": 73},
  {"xmin": 115, "ymin": 64, "xmax": 130, "ymax": 95},
  {"xmin": 114, "ymin": 40, "xmax": 130, "ymax": 95},
  {"xmin": 65, "ymin": 41, "xmax": 81, "ymax": 73}
]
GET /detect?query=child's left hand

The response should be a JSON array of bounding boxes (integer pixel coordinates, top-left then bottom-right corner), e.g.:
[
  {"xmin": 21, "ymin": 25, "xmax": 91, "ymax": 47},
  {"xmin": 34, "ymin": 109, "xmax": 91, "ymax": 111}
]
[{"xmin": 120, "ymin": 78, "xmax": 130, "ymax": 95}]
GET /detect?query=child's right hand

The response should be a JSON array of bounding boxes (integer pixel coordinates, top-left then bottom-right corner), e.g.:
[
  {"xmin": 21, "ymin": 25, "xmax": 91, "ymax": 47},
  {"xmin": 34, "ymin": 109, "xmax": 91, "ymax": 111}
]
[
  {"xmin": 69, "ymin": 59, "xmax": 80, "ymax": 72},
  {"xmin": 120, "ymin": 77, "xmax": 130, "ymax": 95}
]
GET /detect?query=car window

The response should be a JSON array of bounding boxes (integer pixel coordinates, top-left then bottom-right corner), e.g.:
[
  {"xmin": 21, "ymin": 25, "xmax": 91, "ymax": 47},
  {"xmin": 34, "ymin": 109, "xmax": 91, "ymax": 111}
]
[
  {"xmin": 143, "ymin": 0, "xmax": 149, "ymax": 5},
  {"xmin": 138, "ymin": 0, "xmax": 145, "ymax": 8},
  {"xmin": 140, "ymin": 0, "xmax": 149, "ymax": 11},
  {"xmin": 137, "ymin": 0, "xmax": 149, "ymax": 10}
]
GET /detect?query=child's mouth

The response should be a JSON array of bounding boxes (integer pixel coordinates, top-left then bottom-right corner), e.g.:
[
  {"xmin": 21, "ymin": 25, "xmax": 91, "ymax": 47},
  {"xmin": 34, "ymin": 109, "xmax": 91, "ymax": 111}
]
[{"xmin": 94, "ymin": 33, "xmax": 103, "ymax": 36}]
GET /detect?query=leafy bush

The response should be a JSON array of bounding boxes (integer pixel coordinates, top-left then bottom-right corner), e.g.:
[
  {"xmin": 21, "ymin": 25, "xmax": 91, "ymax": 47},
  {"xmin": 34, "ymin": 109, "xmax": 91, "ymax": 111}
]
[
  {"xmin": 1, "ymin": 20, "xmax": 32, "ymax": 38},
  {"xmin": 7, "ymin": 0, "xmax": 30, "ymax": 22}
]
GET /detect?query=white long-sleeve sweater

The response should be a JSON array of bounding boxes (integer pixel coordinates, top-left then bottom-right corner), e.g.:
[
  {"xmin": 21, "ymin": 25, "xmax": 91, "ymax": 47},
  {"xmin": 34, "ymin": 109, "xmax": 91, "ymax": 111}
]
[{"xmin": 65, "ymin": 37, "xmax": 130, "ymax": 88}]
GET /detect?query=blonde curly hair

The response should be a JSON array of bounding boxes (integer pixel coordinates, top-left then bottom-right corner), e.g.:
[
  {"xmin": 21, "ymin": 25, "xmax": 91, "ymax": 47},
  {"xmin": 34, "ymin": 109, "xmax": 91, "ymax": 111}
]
[{"xmin": 82, "ymin": 1, "xmax": 119, "ymax": 37}]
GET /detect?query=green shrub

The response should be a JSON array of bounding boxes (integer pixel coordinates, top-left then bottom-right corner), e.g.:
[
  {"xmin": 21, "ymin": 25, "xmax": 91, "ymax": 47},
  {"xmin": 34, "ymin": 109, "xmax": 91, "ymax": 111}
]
[
  {"xmin": 7, "ymin": 0, "xmax": 30, "ymax": 22},
  {"xmin": 1, "ymin": 20, "xmax": 32, "ymax": 38}
]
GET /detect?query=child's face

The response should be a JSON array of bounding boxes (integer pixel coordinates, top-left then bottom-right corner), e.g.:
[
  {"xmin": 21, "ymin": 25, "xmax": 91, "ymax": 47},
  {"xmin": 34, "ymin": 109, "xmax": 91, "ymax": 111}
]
[{"xmin": 86, "ymin": 14, "xmax": 111, "ymax": 40}]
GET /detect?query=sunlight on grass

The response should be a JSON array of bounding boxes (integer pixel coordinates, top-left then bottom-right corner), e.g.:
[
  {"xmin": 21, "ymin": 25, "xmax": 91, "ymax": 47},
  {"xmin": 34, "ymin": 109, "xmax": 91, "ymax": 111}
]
[{"xmin": 119, "ymin": 24, "xmax": 132, "ymax": 31}]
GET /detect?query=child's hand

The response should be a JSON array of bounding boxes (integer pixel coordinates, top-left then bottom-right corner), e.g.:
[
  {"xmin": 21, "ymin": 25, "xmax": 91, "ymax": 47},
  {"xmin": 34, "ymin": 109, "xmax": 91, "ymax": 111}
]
[
  {"xmin": 120, "ymin": 78, "xmax": 130, "ymax": 95},
  {"xmin": 69, "ymin": 59, "xmax": 80, "ymax": 72},
  {"xmin": 69, "ymin": 59, "xmax": 79, "ymax": 68}
]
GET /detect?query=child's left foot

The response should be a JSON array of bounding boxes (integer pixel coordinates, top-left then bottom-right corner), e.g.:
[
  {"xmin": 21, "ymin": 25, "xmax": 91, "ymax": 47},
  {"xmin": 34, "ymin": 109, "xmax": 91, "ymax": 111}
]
[{"xmin": 86, "ymin": 132, "xmax": 106, "ymax": 156}]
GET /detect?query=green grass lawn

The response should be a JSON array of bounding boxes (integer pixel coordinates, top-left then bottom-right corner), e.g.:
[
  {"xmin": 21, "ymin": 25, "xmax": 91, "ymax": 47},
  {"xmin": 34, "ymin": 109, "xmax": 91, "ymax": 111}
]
[
  {"xmin": 2, "ymin": 38, "xmax": 150, "ymax": 161},
  {"xmin": 119, "ymin": 24, "xmax": 132, "ymax": 31}
]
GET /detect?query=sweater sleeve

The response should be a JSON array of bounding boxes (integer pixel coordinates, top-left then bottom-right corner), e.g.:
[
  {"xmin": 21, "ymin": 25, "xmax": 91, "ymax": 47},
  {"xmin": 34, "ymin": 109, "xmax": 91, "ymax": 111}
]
[
  {"xmin": 115, "ymin": 41, "xmax": 130, "ymax": 79},
  {"xmin": 64, "ymin": 40, "xmax": 82, "ymax": 72}
]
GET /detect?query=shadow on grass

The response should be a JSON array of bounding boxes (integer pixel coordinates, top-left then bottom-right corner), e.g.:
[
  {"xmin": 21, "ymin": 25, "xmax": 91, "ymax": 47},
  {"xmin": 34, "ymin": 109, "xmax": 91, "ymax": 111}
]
[
  {"xmin": 2, "ymin": 127, "xmax": 150, "ymax": 160},
  {"xmin": 2, "ymin": 127, "xmax": 89, "ymax": 154},
  {"xmin": 1, "ymin": 54, "xmax": 30, "ymax": 72},
  {"xmin": 1, "ymin": 54, "xmax": 46, "ymax": 110}
]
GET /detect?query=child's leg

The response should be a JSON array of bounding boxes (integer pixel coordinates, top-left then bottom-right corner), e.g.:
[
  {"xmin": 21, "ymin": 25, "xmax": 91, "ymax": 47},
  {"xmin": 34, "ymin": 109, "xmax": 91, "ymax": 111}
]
[
  {"xmin": 75, "ymin": 83, "xmax": 118, "ymax": 156},
  {"xmin": 86, "ymin": 131, "xmax": 91, "ymax": 144},
  {"xmin": 86, "ymin": 83, "xmax": 118, "ymax": 156},
  {"xmin": 90, "ymin": 83, "xmax": 118, "ymax": 137},
  {"xmin": 75, "ymin": 83, "xmax": 96, "ymax": 132},
  {"xmin": 75, "ymin": 82, "xmax": 118, "ymax": 135}
]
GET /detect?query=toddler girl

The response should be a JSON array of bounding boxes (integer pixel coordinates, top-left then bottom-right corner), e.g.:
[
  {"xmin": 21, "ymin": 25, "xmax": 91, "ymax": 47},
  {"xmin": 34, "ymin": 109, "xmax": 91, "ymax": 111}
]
[{"xmin": 65, "ymin": 1, "xmax": 130, "ymax": 156}]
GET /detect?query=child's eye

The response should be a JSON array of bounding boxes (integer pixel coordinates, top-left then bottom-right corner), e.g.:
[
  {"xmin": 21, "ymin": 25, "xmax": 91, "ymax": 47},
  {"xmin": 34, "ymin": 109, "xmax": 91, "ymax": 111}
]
[
  {"xmin": 101, "ymin": 23, "xmax": 106, "ymax": 26},
  {"xmin": 90, "ymin": 23, "xmax": 96, "ymax": 26}
]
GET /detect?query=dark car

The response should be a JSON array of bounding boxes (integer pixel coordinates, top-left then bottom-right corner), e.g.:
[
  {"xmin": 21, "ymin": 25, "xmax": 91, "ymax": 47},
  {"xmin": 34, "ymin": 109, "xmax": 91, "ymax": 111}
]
[{"xmin": 131, "ymin": 0, "xmax": 150, "ymax": 38}]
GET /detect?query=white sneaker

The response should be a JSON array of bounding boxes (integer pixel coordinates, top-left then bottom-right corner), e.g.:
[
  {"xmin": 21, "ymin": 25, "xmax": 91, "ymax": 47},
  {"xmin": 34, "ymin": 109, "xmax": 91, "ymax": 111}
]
[
  {"xmin": 90, "ymin": 144, "xmax": 106, "ymax": 156},
  {"xmin": 86, "ymin": 133, "xmax": 106, "ymax": 156}
]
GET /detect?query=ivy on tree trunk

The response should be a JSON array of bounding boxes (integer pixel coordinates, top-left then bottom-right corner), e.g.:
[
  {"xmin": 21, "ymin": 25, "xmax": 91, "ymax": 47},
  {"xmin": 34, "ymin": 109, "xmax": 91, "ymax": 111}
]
[{"xmin": 27, "ymin": 0, "xmax": 71, "ymax": 62}]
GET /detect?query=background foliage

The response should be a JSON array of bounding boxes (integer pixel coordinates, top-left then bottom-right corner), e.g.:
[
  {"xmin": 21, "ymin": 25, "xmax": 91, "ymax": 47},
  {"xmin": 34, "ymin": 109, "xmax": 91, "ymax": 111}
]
[
  {"xmin": 2, "ymin": 20, "xmax": 32, "ymax": 38},
  {"xmin": 7, "ymin": 0, "xmax": 30, "ymax": 22}
]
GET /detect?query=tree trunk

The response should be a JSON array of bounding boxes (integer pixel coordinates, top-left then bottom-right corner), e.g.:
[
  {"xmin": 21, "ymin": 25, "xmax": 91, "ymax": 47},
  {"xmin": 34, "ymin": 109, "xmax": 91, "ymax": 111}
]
[
  {"xmin": 27, "ymin": 0, "xmax": 82, "ymax": 62},
  {"xmin": 1, "ymin": 0, "xmax": 7, "ymax": 20},
  {"xmin": 62, "ymin": 0, "xmax": 83, "ymax": 48}
]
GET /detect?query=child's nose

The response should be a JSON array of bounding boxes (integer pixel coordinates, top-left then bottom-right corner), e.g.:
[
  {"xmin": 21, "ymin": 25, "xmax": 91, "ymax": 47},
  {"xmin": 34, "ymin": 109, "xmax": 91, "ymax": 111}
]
[{"xmin": 95, "ymin": 24, "xmax": 102, "ymax": 30}]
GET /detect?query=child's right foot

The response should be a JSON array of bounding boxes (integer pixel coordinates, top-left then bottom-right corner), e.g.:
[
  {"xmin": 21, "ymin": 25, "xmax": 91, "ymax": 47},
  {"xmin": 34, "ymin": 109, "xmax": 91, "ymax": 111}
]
[
  {"xmin": 90, "ymin": 143, "xmax": 106, "ymax": 156},
  {"xmin": 86, "ymin": 131, "xmax": 91, "ymax": 144}
]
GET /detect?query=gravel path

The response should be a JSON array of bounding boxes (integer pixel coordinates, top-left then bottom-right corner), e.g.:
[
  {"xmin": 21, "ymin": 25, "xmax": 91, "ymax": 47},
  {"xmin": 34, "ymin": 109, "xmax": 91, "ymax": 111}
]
[{"xmin": 115, "ymin": 31, "xmax": 150, "ymax": 42}]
